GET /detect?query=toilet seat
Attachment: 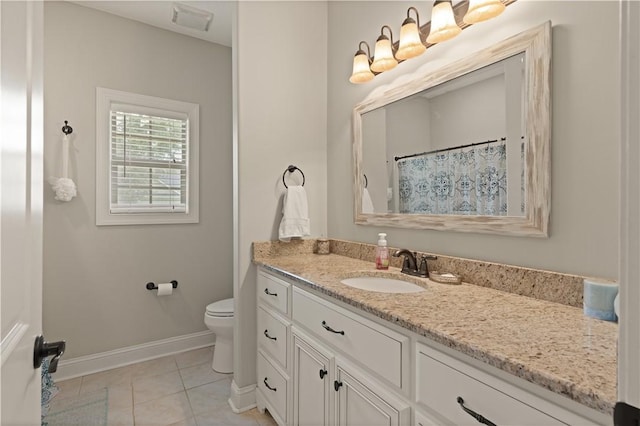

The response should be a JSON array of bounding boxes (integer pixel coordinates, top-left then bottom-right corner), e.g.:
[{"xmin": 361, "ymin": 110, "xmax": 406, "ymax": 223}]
[{"xmin": 206, "ymin": 298, "xmax": 234, "ymax": 317}]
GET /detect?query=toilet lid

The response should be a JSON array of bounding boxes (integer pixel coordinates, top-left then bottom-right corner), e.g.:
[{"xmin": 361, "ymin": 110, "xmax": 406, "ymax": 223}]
[{"xmin": 206, "ymin": 298, "xmax": 234, "ymax": 317}]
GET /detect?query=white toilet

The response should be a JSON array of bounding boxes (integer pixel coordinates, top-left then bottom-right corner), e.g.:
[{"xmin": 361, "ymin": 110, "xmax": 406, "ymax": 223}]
[{"xmin": 204, "ymin": 298, "xmax": 234, "ymax": 373}]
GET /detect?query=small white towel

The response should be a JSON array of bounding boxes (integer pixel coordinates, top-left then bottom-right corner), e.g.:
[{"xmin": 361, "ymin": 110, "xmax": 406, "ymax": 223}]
[
  {"xmin": 279, "ymin": 185, "xmax": 310, "ymax": 242},
  {"xmin": 49, "ymin": 134, "xmax": 77, "ymax": 202},
  {"xmin": 362, "ymin": 188, "xmax": 375, "ymax": 214}
]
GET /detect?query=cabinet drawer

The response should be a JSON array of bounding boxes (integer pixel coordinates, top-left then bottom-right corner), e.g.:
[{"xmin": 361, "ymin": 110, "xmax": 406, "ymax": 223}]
[
  {"xmin": 293, "ymin": 287, "xmax": 406, "ymax": 388},
  {"xmin": 257, "ymin": 351, "xmax": 288, "ymax": 423},
  {"xmin": 258, "ymin": 270, "xmax": 290, "ymax": 316},
  {"xmin": 258, "ymin": 306, "xmax": 289, "ymax": 370},
  {"xmin": 416, "ymin": 344, "xmax": 564, "ymax": 426}
]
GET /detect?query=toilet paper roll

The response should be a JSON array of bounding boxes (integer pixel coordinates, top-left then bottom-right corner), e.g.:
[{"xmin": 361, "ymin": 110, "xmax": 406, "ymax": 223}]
[
  {"xmin": 583, "ymin": 278, "xmax": 618, "ymax": 322},
  {"xmin": 157, "ymin": 283, "xmax": 173, "ymax": 297}
]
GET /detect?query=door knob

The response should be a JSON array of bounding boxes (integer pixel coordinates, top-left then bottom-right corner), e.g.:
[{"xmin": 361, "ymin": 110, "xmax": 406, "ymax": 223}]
[{"xmin": 34, "ymin": 335, "xmax": 66, "ymax": 373}]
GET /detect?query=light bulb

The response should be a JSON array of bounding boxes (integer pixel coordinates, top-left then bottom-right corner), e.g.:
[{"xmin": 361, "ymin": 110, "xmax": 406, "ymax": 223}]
[
  {"xmin": 397, "ymin": 18, "xmax": 426, "ymax": 60},
  {"xmin": 426, "ymin": 0, "xmax": 461, "ymax": 44},
  {"xmin": 349, "ymin": 51, "xmax": 374, "ymax": 84},
  {"xmin": 464, "ymin": 0, "xmax": 505, "ymax": 24},
  {"xmin": 371, "ymin": 34, "xmax": 398, "ymax": 72}
]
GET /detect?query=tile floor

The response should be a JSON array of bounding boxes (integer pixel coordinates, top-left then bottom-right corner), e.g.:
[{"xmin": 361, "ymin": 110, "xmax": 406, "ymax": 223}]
[{"xmin": 51, "ymin": 347, "xmax": 278, "ymax": 426}]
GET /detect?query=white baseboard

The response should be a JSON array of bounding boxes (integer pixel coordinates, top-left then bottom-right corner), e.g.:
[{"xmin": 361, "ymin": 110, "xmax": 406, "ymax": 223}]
[
  {"xmin": 228, "ymin": 379, "xmax": 256, "ymax": 413},
  {"xmin": 54, "ymin": 330, "xmax": 216, "ymax": 381}
]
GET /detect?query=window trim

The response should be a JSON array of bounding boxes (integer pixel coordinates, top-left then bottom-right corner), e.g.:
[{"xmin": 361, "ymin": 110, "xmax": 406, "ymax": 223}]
[{"xmin": 96, "ymin": 87, "xmax": 199, "ymax": 225}]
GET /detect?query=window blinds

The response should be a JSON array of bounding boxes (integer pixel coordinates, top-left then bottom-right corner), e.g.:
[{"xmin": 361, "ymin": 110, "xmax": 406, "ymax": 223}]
[{"xmin": 110, "ymin": 110, "xmax": 188, "ymax": 213}]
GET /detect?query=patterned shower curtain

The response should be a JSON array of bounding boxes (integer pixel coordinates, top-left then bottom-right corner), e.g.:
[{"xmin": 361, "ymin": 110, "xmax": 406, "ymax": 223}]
[{"xmin": 397, "ymin": 140, "xmax": 508, "ymax": 215}]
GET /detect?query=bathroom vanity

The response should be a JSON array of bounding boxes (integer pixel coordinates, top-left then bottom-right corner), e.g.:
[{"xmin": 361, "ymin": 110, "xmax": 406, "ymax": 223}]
[{"xmin": 253, "ymin": 241, "xmax": 615, "ymax": 426}]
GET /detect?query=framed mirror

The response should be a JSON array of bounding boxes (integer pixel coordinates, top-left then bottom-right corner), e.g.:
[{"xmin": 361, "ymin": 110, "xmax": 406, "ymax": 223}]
[{"xmin": 353, "ymin": 22, "xmax": 551, "ymax": 237}]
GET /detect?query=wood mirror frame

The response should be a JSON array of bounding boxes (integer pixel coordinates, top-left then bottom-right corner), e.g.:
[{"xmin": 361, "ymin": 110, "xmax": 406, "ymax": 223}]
[{"xmin": 352, "ymin": 22, "xmax": 551, "ymax": 237}]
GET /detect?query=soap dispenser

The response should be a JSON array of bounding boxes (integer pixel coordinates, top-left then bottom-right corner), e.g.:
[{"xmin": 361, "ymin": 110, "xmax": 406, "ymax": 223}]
[{"xmin": 375, "ymin": 233, "xmax": 389, "ymax": 270}]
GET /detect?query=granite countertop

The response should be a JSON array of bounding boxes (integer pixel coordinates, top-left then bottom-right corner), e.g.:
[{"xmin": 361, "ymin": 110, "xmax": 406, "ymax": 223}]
[{"xmin": 253, "ymin": 250, "xmax": 617, "ymax": 415}]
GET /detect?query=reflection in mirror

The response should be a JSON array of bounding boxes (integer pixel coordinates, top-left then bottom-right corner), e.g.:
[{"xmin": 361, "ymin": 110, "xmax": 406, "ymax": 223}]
[
  {"xmin": 362, "ymin": 53, "xmax": 525, "ymax": 217},
  {"xmin": 353, "ymin": 22, "xmax": 551, "ymax": 237}
]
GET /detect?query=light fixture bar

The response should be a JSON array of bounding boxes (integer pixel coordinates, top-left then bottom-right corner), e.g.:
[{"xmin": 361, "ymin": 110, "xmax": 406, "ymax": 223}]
[{"xmin": 393, "ymin": 0, "xmax": 517, "ymax": 51}]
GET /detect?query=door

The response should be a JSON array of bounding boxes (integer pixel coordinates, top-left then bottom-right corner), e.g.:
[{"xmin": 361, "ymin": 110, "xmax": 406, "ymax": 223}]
[
  {"xmin": 292, "ymin": 331, "xmax": 331, "ymax": 426},
  {"xmin": 334, "ymin": 362, "xmax": 410, "ymax": 426},
  {"xmin": 1, "ymin": 1, "xmax": 45, "ymax": 424}
]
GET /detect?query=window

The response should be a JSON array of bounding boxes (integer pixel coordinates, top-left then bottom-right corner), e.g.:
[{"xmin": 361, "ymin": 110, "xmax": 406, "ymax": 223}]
[{"xmin": 96, "ymin": 88, "xmax": 199, "ymax": 225}]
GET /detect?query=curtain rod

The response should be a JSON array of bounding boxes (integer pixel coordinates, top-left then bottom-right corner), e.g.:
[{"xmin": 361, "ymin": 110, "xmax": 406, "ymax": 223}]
[{"xmin": 394, "ymin": 137, "xmax": 507, "ymax": 162}]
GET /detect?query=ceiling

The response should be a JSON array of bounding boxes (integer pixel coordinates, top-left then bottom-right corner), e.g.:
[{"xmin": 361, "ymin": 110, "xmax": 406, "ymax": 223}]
[{"xmin": 70, "ymin": 1, "xmax": 234, "ymax": 47}]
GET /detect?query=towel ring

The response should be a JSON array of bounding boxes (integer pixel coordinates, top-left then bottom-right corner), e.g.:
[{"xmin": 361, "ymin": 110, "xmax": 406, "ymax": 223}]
[
  {"xmin": 61, "ymin": 120, "xmax": 73, "ymax": 135},
  {"xmin": 282, "ymin": 165, "xmax": 305, "ymax": 188},
  {"xmin": 364, "ymin": 174, "xmax": 368, "ymax": 189}
]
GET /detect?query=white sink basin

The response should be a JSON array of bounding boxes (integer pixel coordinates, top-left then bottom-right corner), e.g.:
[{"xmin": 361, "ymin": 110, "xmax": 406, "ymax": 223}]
[{"xmin": 340, "ymin": 277, "xmax": 426, "ymax": 293}]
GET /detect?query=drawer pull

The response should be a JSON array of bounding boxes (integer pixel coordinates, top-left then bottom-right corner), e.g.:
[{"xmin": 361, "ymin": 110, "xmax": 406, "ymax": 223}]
[
  {"xmin": 263, "ymin": 377, "xmax": 277, "ymax": 392},
  {"xmin": 319, "ymin": 369, "xmax": 327, "ymax": 379},
  {"xmin": 457, "ymin": 397, "xmax": 497, "ymax": 426},
  {"xmin": 322, "ymin": 321, "xmax": 345, "ymax": 335},
  {"xmin": 263, "ymin": 330, "xmax": 277, "ymax": 341},
  {"xmin": 264, "ymin": 288, "xmax": 278, "ymax": 297},
  {"xmin": 334, "ymin": 380, "xmax": 343, "ymax": 391}
]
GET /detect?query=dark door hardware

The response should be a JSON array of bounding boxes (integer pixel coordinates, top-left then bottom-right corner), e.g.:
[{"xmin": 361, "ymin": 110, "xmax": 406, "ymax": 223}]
[
  {"xmin": 321, "ymin": 321, "xmax": 345, "ymax": 335},
  {"xmin": 457, "ymin": 397, "xmax": 497, "ymax": 426},
  {"xmin": 33, "ymin": 336, "xmax": 66, "ymax": 373},
  {"xmin": 319, "ymin": 369, "xmax": 327, "ymax": 379},
  {"xmin": 264, "ymin": 288, "xmax": 278, "ymax": 297},
  {"xmin": 334, "ymin": 380, "xmax": 343, "ymax": 391},
  {"xmin": 264, "ymin": 330, "xmax": 277, "ymax": 341}
]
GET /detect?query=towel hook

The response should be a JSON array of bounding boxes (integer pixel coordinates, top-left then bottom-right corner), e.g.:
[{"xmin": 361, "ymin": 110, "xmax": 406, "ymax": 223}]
[
  {"xmin": 61, "ymin": 120, "xmax": 73, "ymax": 135},
  {"xmin": 282, "ymin": 165, "xmax": 305, "ymax": 188}
]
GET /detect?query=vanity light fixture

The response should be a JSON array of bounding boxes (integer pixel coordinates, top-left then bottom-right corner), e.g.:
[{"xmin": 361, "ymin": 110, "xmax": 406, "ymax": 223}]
[
  {"xmin": 349, "ymin": 41, "xmax": 375, "ymax": 84},
  {"xmin": 463, "ymin": 0, "xmax": 506, "ymax": 24},
  {"xmin": 371, "ymin": 25, "xmax": 398, "ymax": 72},
  {"xmin": 426, "ymin": 0, "xmax": 461, "ymax": 44},
  {"xmin": 348, "ymin": 0, "xmax": 516, "ymax": 84},
  {"xmin": 397, "ymin": 7, "xmax": 426, "ymax": 61}
]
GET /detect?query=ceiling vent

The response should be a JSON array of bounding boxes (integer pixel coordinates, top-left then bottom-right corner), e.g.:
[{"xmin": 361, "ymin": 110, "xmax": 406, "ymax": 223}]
[{"xmin": 171, "ymin": 3, "xmax": 213, "ymax": 32}]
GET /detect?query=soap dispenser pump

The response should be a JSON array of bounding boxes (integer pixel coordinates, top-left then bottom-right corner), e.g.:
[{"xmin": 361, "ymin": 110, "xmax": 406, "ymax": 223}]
[{"xmin": 375, "ymin": 233, "xmax": 389, "ymax": 270}]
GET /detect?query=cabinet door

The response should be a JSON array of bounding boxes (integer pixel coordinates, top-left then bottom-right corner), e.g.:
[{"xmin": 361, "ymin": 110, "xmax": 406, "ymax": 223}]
[
  {"xmin": 334, "ymin": 363, "xmax": 410, "ymax": 426},
  {"xmin": 293, "ymin": 331, "xmax": 332, "ymax": 426}
]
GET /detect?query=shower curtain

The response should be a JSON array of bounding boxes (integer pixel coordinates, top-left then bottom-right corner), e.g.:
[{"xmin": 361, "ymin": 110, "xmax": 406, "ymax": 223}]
[{"xmin": 396, "ymin": 139, "xmax": 508, "ymax": 215}]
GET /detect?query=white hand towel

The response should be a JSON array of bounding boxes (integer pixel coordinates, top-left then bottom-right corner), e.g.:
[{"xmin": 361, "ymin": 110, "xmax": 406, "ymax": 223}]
[
  {"xmin": 48, "ymin": 134, "xmax": 77, "ymax": 202},
  {"xmin": 279, "ymin": 185, "xmax": 310, "ymax": 242},
  {"xmin": 362, "ymin": 188, "xmax": 375, "ymax": 214}
]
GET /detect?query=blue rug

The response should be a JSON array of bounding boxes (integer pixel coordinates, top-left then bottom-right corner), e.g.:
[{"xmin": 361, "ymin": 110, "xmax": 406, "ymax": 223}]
[{"xmin": 42, "ymin": 388, "xmax": 109, "ymax": 426}]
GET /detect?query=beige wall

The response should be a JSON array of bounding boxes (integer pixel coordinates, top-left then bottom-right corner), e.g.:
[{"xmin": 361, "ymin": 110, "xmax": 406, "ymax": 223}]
[
  {"xmin": 234, "ymin": 1, "xmax": 328, "ymax": 388},
  {"xmin": 43, "ymin": 2, "xmax": 232, "ymax": 358},
  {"xmin": 328, "ymin": 1, "xmax": 619, "ymax": 279}
]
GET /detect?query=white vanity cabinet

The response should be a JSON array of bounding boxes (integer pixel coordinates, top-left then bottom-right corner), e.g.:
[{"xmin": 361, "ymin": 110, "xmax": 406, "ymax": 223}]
[
  {"xmin": 415, "ymin": 344, "xmax": 600, "ymax": 426},
  {"xmin": 256, "ymin": 270, "xmax": 292, "ymax": 425},
  {"xmin": 334, "ymin": 359, "xmax": 411, "ymax": 426},
  {"xmin": 291, "ymin": 288, "xmax": 411, "ymax": 426},
  {"xmin": 292, "ymin": 329, "xmax": 332, "ymax": 426},
  {"xmin": 256, "ymin": 267, "xmax": 605, "ymax": 426}
]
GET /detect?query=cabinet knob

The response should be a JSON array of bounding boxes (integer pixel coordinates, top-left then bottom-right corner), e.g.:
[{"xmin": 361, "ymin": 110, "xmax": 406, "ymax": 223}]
[
  {"xmin": 319, "ymin": 369, "xmax": 327, "ymax": 379},
  {"xmin": 334, "ymin": 380, "xmax": 343, "ymax": 392}
]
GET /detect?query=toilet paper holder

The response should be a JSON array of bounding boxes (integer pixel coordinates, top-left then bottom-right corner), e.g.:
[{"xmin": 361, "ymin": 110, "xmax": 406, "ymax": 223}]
[{"xmin": 146, "ymin": 280, "xmax": 178, "ymax": 290}]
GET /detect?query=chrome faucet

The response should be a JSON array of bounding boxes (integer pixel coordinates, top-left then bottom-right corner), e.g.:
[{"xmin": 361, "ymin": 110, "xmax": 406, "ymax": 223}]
[{"xmin": 393, "ymin": 249, "xmax": 437, "ymax": 278}]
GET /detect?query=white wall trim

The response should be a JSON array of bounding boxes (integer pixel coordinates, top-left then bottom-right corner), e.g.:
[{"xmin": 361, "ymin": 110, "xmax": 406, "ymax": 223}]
[
  {"xmin": 53, "ymin": 330, "xmax": 215, "ymax": 381},
  {"xmin": 228, "ymin": 379, "xmax": 256, "ymax": 413},
  {"xmin": 618, "ymin": 0, "xmax": 640, "ymax": 407}
]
